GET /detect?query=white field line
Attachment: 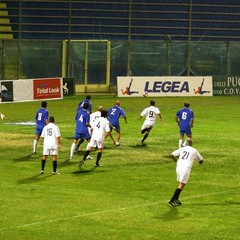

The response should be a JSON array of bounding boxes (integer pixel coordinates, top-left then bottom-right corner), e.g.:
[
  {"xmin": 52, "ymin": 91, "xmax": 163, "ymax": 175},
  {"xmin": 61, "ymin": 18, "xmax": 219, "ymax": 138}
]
[{"xmin": 0, "ymin": 190, "xmax": 236, "ymax": 231}]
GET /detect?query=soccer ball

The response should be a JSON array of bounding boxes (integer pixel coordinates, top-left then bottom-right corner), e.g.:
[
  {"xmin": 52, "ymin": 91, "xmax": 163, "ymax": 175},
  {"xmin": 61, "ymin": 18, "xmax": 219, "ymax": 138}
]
[{"xmin": 143, "ymin": 91, "xmax": 148, "ymax": 97}]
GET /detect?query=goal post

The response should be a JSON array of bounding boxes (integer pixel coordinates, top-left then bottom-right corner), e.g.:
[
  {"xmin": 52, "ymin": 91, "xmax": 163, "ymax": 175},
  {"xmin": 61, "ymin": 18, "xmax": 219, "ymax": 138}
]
[{"xmin": 62, "ymin": 40, "xmax": 111, "ymax": 94}]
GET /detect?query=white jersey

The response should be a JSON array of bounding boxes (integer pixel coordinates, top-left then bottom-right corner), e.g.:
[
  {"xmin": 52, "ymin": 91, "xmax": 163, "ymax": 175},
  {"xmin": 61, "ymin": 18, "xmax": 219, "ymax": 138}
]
[
  {"xmin": 41, "ymin": 122, "xmax": 61, "ymax": 150},
  {"xmin": 141, "ymin": 106, "xmax": 160, "ymax": 127},
  {"xmin": 90, "ymin": 111, "xmax": 101, "ymax": 126},
  {"xmin": 172, "ymin": 145, "xmax": 203, "ymax": 174},
  {"xmin": 91, "ymin": 117, "xmax": 110, "ymax": 142}
]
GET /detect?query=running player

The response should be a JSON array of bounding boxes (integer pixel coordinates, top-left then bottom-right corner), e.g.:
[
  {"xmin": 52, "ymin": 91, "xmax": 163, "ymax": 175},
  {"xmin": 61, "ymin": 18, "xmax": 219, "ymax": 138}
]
[
  {"xmin": 107, "ymin": 101, "xmax": 127, "ymax": 146},
  {"xmin": 175, "ymin": 101, "xmax": 194, "ymax": 148},
  {"xmin": 70, "ymin": 102, "xmax": 91, "ymax": 159},
  {"xmin": 79, "ymin": 109, "xmax": 111, "ymax": 167},
  {"xmin": 169, "ymin": 138, "xmax": 203, "ymax": 206},
  {"xmin": 75, "ymin": 95, "xmax": 92, "ymax": 150},
  {"xmin": 138, "ymin": 100, "xmax": 162, "ymax": 144}
]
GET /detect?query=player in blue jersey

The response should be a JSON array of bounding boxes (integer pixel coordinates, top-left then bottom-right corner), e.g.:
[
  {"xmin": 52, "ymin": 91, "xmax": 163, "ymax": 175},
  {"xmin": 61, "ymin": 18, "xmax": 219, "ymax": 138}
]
[
  {"xmin": 76, "ymin": 95, "xmax": 92, "ymax": 113},
  {"xmin": 75, "ymin": 95, "xmax": 93, "ymax": 151},
  {"xmin": 175, "ymin": 101, "xmax": 194, "ymax": 148},
  {"xmin": 33, "ymin": 101, "xmax": 49, "ymax": 153},
  {"xmin": 107, "ymin": 101, "xmax": 127, "ymax": 146},
  {"xmin": 70, "ymin": 102, "xmax": 91, "ymax": 159}
]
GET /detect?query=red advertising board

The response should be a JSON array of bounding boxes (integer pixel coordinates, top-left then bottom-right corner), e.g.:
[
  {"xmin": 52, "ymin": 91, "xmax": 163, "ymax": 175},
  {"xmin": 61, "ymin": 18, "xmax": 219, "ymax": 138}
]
[{"xmin": 33, "ymin": 78, "xmax": 62, "ymax": 99}]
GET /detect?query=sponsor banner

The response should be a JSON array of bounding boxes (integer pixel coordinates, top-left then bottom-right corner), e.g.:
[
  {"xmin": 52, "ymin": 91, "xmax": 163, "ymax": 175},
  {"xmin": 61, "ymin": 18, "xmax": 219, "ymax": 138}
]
[
  {"xmin": 213, "ymin": 76, "xmax": 240, "ymax": 96},
  {"xmin": 117, "ymin": 76, "xmax": 212, "ymax": 97},
  {"xmin": 33, "ymin": 78, "xmax": 63, "ymax": 100},
  {"xmin": 0, "ymin": 77, "xmax": 63, "ymax": 103},
  {"xmin": 13, "ymin": 79, "xmax": 33, "ymax": 101},
  {"xmin": 0, "ymin": 81, "xmax": 13, "ymax": 102}
]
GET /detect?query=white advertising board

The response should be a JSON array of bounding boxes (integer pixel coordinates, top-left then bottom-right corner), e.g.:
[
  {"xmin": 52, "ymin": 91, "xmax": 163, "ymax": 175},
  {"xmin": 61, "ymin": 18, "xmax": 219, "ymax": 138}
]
[{"xmin": 117, "ymin": 76, "xmax": 213, "ymax": 97}]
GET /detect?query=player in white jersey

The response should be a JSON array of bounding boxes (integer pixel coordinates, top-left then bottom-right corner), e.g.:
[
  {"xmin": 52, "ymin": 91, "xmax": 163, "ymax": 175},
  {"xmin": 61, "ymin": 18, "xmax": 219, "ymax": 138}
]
[
  {"xmin": 138, "ymin": 100, "xmax": 162, "ymax": 144},
  {"xmin": 40, "ymin": 116, "xmax": 61, "ymax": 175},
  {"xmin": 169, "ymin": 138, "xmax": 203, "ymax": 206},
  {"xmin": 85, "ymin": 106, "xmax": 103, "ymax": 159},
  {"xmin": 79, "ymin": 109, "xmax": 111, "ymax": 167}
]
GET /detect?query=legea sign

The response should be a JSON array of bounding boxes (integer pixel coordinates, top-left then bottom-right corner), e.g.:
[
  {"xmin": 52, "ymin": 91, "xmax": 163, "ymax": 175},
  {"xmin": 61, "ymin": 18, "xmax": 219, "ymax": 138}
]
[{"xmin": 117, "ymin": 76, "xmax": 213, "ymax": 97}]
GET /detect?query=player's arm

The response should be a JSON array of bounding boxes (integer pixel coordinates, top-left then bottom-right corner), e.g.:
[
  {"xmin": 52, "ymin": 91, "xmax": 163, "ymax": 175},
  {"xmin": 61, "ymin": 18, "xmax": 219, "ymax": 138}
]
[
  {"xmin": 57, "ymin": 137, "xmax": 61, "ymax": 149},
  {"xmin": 158, "ymin": 113, "xmax": 162, "ymax": 122},
  {"xmin": 175, "ymin": 116, "xmax": 179, "ymax": 125},
  {"xmin": 190, "ymin": 118, "xmax": 194, "ymax": 128},
  {"xmin": 171, "ymin": 154, "xmax": 178, "ymax": 163}
]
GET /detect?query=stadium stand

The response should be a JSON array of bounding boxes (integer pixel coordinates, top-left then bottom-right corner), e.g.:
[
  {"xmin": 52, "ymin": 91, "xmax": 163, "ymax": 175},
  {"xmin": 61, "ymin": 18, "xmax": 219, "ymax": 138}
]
[
  {"xmin": 0, "ymin": 0, "xmax": 239, "ymax": 41},
  {"xmin": 0, "ymin": 0, "xmax": 239, "ymax": 86}
]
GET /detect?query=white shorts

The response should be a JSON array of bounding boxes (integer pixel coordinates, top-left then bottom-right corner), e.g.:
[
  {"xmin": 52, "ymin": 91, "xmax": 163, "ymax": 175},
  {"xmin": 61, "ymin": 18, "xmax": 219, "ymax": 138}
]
[
  {"xmin": 141, "ymin": 120, "xmax": 154, "ymax": 131},
  {"xmin": 89, "ymin": 138, "xmax": 104, "ymax": 149},
  {"xmin": 43, "ymin": 148, "xmax": 58, "ymax": 156},
  {"xmin": 176, "ymin": 170, "xmax": 190, "ymax": 184}
]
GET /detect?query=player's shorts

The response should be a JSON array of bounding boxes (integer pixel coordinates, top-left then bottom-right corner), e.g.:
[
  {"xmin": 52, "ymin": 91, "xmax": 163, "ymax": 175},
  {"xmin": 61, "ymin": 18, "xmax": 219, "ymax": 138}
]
[
  {"xmin": 180, "ymin": 128, "xmax": 192, "ymax": 136},
  {"xmin": 176, "ymin": 170, "xmax": 190, "ymax": 184},
  {"xmin": 110, "ymin": 120, "xmax": 120, "ymax": 131},
  {"xmin": 43, "ymin": 148, "xmax": 58, "ymax": 156},
  {"xmin": 141, "ymin": 120, "xmax": 154, "ymax": 132},
  {"xmin": 88, "ymin": 138, "xmax": 104, "ymax": 149},
  {"xmin": 35, "ymin": 125, "xmax": 44, "ymax": 135},
  {"xmin": 74, "ymin": 132, "xmax": 91, "ymax": 140}
]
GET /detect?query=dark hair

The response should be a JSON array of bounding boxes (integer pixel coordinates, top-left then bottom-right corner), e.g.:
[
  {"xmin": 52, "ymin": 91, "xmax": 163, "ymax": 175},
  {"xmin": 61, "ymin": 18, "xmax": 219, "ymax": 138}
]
[
  {"xmin": 86, "ymin": 95, "xmax": 91, "ymax": 100},
  {"xmin": 49, "ymin": 116, "xmax": 55, "ymax": 123},
  {"xmin": 150, "ymin": 100, "xmax": 155, "ymax": 106},
  {"xmin": 101, "ymin": 109, "xmax": 108, "ymax": 118},
  {"xmin": 83, "ymin": 102, "xmax": 89, "ymax": 109},
  {"xmin": 184, "ymin": 101, "xmax": 190, "ymax": 107},
  {"xmin": 42, "ymin": 101, "xmax": 47, "ymax": 108}
]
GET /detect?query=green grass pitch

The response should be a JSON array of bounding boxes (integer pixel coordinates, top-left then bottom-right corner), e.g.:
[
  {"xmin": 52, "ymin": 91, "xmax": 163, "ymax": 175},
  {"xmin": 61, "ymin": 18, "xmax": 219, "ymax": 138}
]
[{"xmin": 0, "ymin": 95, "xmax": 239, "ymax": 240}]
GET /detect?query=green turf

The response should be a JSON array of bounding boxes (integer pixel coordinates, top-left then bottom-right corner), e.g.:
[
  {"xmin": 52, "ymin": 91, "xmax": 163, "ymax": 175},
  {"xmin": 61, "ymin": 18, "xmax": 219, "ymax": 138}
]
[{"xmin": 0, "ymin": 95, "xmax": 239, "ymax": 240}]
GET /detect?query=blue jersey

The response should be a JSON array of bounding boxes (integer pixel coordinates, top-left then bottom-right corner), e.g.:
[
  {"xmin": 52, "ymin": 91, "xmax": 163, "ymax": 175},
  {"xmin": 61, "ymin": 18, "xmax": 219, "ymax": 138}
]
[
  {"xmin": 77, "ymin": 99, "xmax": 92, "ymax": 113},
  {"xmin": 107, "ymin": 106, "xmax": 126, "ymax": 129},
  {"xmin": 75, "ymin": 108, "xmax": 90, "ymax": 135},
  {"xmin": 176, "ymin": 107, "xmax": 194, "ymax": 131},
  {"xmin": 35, "ymin": 108, "xmax": 49, "ymax": 135}
]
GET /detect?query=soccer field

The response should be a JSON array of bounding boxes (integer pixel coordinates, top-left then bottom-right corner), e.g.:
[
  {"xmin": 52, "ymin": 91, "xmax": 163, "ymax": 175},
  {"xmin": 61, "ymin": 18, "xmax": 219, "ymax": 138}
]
[{"xmin": 0, "ymin": 95, "xmax": 239, "ymax": 240}]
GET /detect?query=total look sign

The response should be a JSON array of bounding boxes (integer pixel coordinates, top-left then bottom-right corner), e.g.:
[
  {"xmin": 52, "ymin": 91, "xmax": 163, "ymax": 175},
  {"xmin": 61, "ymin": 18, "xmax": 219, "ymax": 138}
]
[
  {"xmin": 0, "ymin": 77, "xmax": 63, "ymax": 102},
  {"xmin": 117, "ymin": 76, "xmax": 213, "ymax": 97}
]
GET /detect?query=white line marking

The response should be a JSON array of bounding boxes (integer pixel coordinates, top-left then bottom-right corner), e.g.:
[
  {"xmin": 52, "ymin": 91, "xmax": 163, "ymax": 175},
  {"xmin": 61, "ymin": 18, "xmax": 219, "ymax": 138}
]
[{"xmin": 0, "ymin": 190, "xmax": 236, "ymax": 231}]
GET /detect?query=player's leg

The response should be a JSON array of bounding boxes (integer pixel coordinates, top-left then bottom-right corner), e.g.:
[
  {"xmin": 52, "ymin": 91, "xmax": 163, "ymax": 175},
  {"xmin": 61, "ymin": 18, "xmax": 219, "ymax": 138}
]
[
  {"xmin": 178, "ymin": 130, "xmax": 185, "ymax": 148},
  {"xmin": 41, "ymin": 149, "xmax": 48, "ymax": 174},
  {"xmin": 95, "ymin": 140, "xmax": 104, "ymax": 167},
  {"xmin": 141, "ymin": 127, "xmax": 151, "ymax": 143},
  {"xmin": 70, "ymin": 137, "xmax": 79, "ymax": 159},
  {"xmin": 79, "ymin": 138, "xmax": 92, "ymax": 166},
  {"xmin": 182, "ymin": 129, "xmax": 192, "ymax": 147},
  {"xmin": 52, "ymin": 153, "xmax": 60, "ymax": 175},
  {"xmin": 75, "ymin": 138, "xmax": 85, "ymax": 151},
  {"xmin": 106, "ymin": 130, "xmax": 115, "ymax": 145},
  {"xmin": 115, "ymin": 129, "xmax": 121, "ymax": 146},
  {"xmin": 33, "ymin": 135, "xmax": 39, "ymax": 153},
  {"xmin": 169, "ymin": 171, "xmax": 188, "ymax": 206},
  {"xmin": 85, "ymin": 141, "xmax": 93, "ymax": 159},
  {"xmin": 33, "ymin": 126, "xmax": 42, "ymax": 153}
]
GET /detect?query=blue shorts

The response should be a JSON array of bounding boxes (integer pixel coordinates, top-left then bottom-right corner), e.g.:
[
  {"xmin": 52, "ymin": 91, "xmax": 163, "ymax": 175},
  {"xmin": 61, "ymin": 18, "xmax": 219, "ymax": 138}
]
[
  {"xmin": 180, "ymin": 128, "xmax": 192, "ymax": 136},
  {"xmin": 74, "ymin": 132, "xmax": 91, "ymax": 140},
  {"xmin": 35, "ymin": 125, "xmax": 44, "ymax": 135},
  {"xmin": 110, "ymin": 120, "xmax": 120, "ymax": 131}
]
